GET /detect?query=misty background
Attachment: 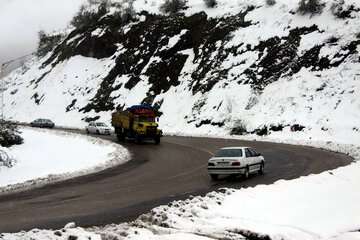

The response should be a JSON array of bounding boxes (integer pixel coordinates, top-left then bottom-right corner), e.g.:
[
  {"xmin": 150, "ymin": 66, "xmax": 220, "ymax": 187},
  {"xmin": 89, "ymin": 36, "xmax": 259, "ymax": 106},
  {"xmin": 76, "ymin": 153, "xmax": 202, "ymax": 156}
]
[{"xmin": 0, "ymin": 0, "xmax": 85, "ymax": 73}]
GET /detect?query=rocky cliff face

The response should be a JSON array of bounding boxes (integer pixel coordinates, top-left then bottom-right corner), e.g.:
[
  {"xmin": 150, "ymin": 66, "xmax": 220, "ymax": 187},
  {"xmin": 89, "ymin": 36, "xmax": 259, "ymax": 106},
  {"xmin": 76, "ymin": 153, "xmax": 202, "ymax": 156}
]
[{"xmin": 4, "ymin": 0, "xmax": 360, "ymax": 139}]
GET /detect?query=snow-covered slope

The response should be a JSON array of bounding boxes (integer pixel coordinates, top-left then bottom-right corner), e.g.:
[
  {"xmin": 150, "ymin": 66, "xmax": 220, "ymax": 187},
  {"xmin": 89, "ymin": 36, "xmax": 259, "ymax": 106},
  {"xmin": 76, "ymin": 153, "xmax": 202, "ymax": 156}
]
[{"xmin": 4, "ymin": 0, "xmax": 360, "ymax": 141}]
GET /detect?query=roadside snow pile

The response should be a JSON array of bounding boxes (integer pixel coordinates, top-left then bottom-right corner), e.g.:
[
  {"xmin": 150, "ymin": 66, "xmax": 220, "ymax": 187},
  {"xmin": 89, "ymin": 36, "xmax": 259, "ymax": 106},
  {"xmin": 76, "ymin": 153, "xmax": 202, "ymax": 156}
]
[
  {"xmin": 0, "ymin": 222, "xmax": 101, "ymax": 240},
  {"xmin": 0, "ymin": 148, "xmax": 16, "ymax": 169},
  {"xmin": 0, "ymin": 127, "xmax": 130, "ymax": 195}
]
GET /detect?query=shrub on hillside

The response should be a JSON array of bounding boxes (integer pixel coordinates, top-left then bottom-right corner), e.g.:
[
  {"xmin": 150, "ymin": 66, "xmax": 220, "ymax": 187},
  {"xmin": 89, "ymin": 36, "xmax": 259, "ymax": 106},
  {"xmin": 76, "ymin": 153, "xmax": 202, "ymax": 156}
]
[
  {"xmin": 71, "ymin": 0, "xmax": 111, "ymax": 29},
  {"xmin": 36, "ymin": 31, "xmax": 64, "ymax": 57},
  {"xmin": 253, "ymin": 126, "xmax": 269, "ymax": 136},
  {"xmin": 115, "ymin": 0, "xmax": 136, "ymax": 23},
  {"xmin": 203, "ymin": 0, "xmax": 217, "ymax": 8},
  {"xmin": 290, "ymin": 124, "xmax": 305, "ymax": 132},
  {"xmin": 266, "ymin": 0, "xmax": 276, "ymax": 6},
  {"xmin": 297, "ymin": 0, "xmax": 325, "ymax": 16},
  {"xmin": 269, "ymin": 124, "xmax": 284, "ymax": 132},
  {"xmin": 160, "ymin": 0, "xmax": 187, "ymax": 14},
  {"xmin": 230, "ymin": 120, "xmax": 248, "ymax": 135},
  {"xmin": 0, "ymin": 122, "xmax": 23, "ymax": 148},
  {"xmin": 331, "ymin": 0, "xmax": 356, "ymax": 19},
  {"xmin": 71, "ymin": 0, "xmax": 136, "ymax": 29},
  {"xmin": 331, "ymin": 0, "xmax": 345, "ymax": 14}
]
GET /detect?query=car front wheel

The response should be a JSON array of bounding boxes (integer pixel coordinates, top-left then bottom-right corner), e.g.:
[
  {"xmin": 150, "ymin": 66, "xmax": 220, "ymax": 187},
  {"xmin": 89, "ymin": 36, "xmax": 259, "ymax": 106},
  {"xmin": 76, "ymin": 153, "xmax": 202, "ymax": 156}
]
[
  {"xmin": 154, "ymin": 136, "xmax": 160, "ymax": 145},
  {"xmin": 259, "ymin": 162, "xmax": 265, "ymax": 175},
  {"xmin": 135, "ymin": 134, "xmax": 142, "ymax": 144}
]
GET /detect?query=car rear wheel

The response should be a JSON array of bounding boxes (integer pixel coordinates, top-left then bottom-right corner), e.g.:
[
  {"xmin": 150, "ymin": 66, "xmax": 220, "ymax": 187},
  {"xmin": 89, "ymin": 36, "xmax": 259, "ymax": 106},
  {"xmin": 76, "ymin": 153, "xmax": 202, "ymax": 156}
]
[
  {"xmin": 244, "ymin": 166, "xmax": 250, "ymax": 179},
  {"xmin": 210, "ymin": 174, "xmax": 218, "ymax": 181}
]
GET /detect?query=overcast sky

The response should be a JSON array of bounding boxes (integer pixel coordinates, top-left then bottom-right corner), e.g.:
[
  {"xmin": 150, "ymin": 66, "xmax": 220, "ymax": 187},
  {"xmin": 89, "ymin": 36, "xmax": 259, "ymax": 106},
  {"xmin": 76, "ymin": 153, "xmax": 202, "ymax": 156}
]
[{"xmin": 0, "ymin": 0, "xmax": 86, "ymax": 65}]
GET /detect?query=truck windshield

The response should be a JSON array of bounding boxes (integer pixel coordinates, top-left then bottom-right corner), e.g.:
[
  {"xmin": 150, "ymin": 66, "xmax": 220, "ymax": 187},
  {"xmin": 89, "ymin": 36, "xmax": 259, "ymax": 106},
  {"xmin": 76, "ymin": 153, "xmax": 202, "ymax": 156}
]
[
  {"xmin": 214, "ymin": 149, "xmax": 243, "ymax": 157},
  {"xmin": 96, "ymin": 123, "xmax": 106, "ymax": 126},
  {"xmin": 138, "ymin": 116, "xmax": 155, "ymax": 122}
]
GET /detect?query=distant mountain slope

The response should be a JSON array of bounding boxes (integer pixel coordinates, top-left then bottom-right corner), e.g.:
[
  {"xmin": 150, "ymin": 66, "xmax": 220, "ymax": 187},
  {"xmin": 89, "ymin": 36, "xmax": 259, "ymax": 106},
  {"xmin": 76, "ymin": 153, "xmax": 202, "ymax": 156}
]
[{"xmin": 4, "ymin": 0, "xmax": 360, "ymax": 141}]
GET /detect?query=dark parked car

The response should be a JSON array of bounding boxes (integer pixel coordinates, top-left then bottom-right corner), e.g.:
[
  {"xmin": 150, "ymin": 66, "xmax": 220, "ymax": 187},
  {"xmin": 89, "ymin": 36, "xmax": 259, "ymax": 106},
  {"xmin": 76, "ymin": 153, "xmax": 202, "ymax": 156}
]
[{"xmin": 30, "ymin": 119, "xmax": 55, "ymax": 128}]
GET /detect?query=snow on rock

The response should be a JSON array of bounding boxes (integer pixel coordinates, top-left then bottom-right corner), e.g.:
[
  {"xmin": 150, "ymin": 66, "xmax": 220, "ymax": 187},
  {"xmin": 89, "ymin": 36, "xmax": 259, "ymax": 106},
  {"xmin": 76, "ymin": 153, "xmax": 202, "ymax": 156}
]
[{"xmin": 0, "ymin": 127, "xmax": 130, "ymax": 195}]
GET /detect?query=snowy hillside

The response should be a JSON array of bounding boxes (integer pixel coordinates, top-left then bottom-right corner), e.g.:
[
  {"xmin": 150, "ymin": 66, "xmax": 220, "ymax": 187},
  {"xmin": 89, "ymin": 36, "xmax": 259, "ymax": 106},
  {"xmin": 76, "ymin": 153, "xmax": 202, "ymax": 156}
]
[{"xmin": 4, "ymin": 0, "xmax": 360, "ymax": 142}]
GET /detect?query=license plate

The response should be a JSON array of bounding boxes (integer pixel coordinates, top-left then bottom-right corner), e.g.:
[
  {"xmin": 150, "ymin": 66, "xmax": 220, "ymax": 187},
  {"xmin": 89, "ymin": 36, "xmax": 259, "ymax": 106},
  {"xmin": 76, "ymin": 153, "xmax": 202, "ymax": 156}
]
[{"xmin": 217, "ymin": 162, "xmax": 228, "ymax": 165}]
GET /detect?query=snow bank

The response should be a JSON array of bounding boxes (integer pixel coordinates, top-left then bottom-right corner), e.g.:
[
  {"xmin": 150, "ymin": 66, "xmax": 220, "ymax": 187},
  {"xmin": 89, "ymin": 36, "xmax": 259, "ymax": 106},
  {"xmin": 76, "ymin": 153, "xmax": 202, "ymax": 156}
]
[
  {"xmin": 0, "ymin": 222, "xmax": 101, "ymax": 240},
  {"xmin": 0, "ymin": 127, "xmax": 130, "ymax": 195}
]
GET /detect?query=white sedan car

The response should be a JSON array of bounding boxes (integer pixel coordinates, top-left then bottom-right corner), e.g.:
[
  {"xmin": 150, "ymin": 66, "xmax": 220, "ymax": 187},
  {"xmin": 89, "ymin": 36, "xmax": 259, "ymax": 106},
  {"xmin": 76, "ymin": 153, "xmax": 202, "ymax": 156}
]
[
  {"xmin": 85, "ymin": 122, "xmax": 112, "ymax": 135},
  {"xmin": 208, "ymin": 147, "xmax": 265, "ymax": 180}
]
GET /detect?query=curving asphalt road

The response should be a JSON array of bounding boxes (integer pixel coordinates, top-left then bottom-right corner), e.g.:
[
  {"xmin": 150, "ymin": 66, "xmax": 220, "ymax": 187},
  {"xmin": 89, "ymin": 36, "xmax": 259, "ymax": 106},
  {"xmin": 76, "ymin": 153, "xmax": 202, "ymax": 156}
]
[{"xmin": 0, "ymin": 133, "xmax": 352, "ymax": 233}]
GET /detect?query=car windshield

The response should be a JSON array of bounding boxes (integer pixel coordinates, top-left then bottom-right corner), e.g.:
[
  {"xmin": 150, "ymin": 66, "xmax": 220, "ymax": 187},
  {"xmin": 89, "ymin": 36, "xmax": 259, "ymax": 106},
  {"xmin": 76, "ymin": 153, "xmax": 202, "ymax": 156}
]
[
  {"xmin": 96, "ymin": 122, "xmax": 106, "ymax": 126},
  {"xmin": 214, "ymin": 149, "xmax": 243, "ymax": 158}
]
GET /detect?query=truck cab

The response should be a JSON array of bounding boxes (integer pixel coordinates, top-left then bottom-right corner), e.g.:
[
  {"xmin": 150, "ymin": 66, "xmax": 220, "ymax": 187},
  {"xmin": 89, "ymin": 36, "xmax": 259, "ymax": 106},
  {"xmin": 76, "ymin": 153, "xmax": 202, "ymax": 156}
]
[
  {"xmin": 111, "ymin": 105, "xmax": 162, "ymax": 144},
  {"xmin": 132, "ymin": 115, "xmax": 161, "ymax": 139}
]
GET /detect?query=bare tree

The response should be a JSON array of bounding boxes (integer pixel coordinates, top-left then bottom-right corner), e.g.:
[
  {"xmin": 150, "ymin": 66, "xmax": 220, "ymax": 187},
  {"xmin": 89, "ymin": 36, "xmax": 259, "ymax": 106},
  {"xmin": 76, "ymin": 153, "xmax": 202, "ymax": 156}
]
[
  {"xmin": 203, "ymin": 0, "xmax": 217, "ymax": 8},
  {"xmin": 297, "ymin": 0, "xmax": 325, "ymax": 16},
  {"xmin": 160, "ymin": 0, "xmax": 187, "ymax": 14},
  {"xmin": 266, "ymin": 0, "xmax": 276, "ymax": 6}
]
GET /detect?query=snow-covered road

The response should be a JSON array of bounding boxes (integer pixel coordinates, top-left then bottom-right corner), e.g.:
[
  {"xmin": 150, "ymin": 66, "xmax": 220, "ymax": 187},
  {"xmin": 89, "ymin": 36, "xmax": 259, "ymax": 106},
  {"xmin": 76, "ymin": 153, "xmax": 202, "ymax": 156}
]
[
  {"xmin": 0, "ymin": 127, "xmax": 130, "ymax": 194},
  {"xmin": 1, "ymin": 132, "xmax": 358, "ymax": 240}
]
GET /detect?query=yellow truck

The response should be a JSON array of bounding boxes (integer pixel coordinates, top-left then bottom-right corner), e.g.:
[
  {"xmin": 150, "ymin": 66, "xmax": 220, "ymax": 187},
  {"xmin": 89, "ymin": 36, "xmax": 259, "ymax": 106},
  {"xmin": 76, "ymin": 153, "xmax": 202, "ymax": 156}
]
[{"xmin": 111, "ymin": 105, "xmax": 162, "ymax": 144}]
